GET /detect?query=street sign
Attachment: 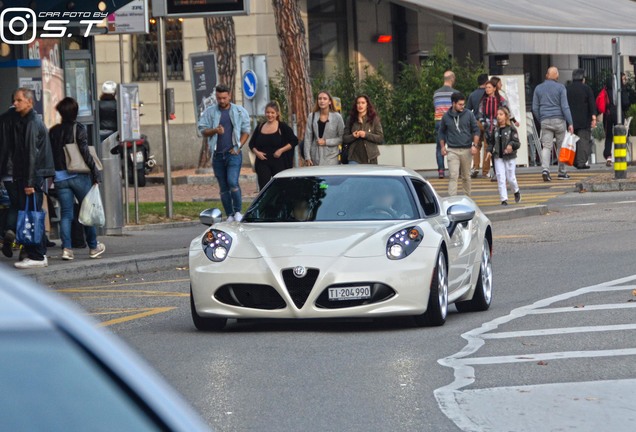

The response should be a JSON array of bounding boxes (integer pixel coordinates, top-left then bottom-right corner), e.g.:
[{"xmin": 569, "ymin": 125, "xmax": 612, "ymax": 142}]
[
  {"xmin": 243, "ymin": 70, "xmax": 257, "ymax": 100},
  {"xmin": 240, "ymin": 54, "xmax": 269, "ymax": 116}
]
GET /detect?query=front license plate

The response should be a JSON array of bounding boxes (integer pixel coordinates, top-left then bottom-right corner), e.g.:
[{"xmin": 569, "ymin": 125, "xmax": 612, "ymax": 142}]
[{"xmin": 328, "ymin": 286, "xmax": 371, "ymax": 301}]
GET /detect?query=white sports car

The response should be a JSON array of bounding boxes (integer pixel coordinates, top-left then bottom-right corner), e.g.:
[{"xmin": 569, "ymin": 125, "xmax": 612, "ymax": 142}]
[{"xmin": 189, "ymin": 165, "xmax": 492, "ymax": 331}]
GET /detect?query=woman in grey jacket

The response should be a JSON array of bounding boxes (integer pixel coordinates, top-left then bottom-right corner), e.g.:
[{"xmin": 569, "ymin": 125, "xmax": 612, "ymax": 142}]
[{"xmin": 304, "ymin": 91, "xmax": 344, "ymax": 166}]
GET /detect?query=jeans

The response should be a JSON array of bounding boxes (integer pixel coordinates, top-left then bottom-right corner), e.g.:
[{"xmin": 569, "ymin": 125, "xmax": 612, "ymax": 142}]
[
  {"xmin": 3, "ymin": 180, "xmax": 18, "ymax": 235},
  {"xmin": 540, "ymin": 118, "xmax": 567, "ymax": 174},
  {"xmin": 55, "ymin": 175, "xmax": 97, "ymax": 250},
  {"xmin": 212, "ymin": 151, "xmax": 243, "ymax": 217},
  {"xmin": 434, "ymin": 121, "xmax": 445, "ymax": 171}
]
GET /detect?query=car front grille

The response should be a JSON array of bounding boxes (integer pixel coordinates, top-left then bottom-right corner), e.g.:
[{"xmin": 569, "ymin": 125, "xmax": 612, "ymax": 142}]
[
  {"xmin": 281, "ymin": 268, "xmax": 320, "ymax": 309},
  {"xmin": 214, "ymin": 284, "xmax": 286, "ymax": 310}
]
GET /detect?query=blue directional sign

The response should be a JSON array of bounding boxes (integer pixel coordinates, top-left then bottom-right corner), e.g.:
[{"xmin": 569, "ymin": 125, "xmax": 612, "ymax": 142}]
[{"xmin": 242, "ymin": 70, "xmax": 257, "ymax": 100}]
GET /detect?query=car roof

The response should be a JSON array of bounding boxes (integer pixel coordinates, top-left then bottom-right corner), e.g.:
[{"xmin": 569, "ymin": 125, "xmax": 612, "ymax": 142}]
[
  {"xmin": 274, "ymin": 164, "xmax": 425, "ymax": 180},
  {"xmin": 0, "ymin": 268, "xmax": 210, "ymax": 432}
]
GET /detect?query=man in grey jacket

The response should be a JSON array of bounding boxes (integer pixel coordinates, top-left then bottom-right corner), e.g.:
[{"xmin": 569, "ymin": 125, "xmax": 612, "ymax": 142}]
[
  {"xmin": 439, "ymin": 92, "xmax": 480, "ymax": 196},
  {"xmin": 532, "ymin": 67, "xmax": 574, "ymax": 181}
]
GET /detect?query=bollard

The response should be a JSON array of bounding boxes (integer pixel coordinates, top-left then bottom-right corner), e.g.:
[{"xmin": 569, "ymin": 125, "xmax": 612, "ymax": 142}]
[
  {"xmin": 99, "ymin": 156, "xmax": 123, "ymax": 236},
  {"xmin": 613, "ymin": 124, "xmax": 628, "ymax": 180}
]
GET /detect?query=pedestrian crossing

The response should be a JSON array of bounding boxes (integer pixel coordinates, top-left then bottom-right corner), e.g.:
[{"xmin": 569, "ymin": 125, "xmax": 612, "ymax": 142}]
[{"xmin": 427, "ymin": 171, "xmax": 590, "ymax": 208}]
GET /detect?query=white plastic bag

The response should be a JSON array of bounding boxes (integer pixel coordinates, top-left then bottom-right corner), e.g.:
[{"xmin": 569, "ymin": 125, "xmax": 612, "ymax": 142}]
[{"xmin": 79, "ymin": 184, "xmax": 105, "ymax": 227}]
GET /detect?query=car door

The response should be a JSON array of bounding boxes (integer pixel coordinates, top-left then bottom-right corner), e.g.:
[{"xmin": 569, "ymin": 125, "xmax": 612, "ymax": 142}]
[{"xmin": 409, "ymin": 179, "xmax": 468, "ymax": 292}]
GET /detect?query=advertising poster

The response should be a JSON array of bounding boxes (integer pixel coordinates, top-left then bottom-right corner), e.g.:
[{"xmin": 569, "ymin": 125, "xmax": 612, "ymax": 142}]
[{"xmin": 28, "ymin": 39, "xmax": 65, "ymax": 128}]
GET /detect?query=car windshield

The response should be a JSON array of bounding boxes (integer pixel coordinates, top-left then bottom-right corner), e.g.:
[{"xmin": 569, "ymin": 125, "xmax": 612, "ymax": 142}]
[{"xmin": 243, "ymin": 175, "xmax": 418, "ymax": 222}]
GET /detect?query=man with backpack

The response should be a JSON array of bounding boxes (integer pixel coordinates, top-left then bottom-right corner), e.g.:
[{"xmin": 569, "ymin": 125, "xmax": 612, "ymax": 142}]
[{"xmin": 567, "ymin": 69, "xmax": 597, "ymax": 169}]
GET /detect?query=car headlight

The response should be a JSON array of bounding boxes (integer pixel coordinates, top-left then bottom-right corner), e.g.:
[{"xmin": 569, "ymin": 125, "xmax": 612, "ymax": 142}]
[
  {"xmin": 202, "ymin": 229, "xmax": 232, "ymax": 262},
  {"xmin": 386, "ymin": 227, "xmax": 423, "ymax": 260}
]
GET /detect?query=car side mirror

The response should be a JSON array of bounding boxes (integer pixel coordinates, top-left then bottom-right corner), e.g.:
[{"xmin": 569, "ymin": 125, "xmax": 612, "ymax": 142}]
[
  {"xmin": 200, "ymin": 208, "xmax": 222, "ymax": 226},
  {"xmin": 446, "ymin": 204, "xmax": 475, "ymax": 236}
]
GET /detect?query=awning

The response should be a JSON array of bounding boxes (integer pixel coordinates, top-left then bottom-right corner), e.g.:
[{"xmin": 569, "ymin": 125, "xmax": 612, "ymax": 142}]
[{"xmin": 395, "ymin": 0, "xmax": 636, "ymax": 55}]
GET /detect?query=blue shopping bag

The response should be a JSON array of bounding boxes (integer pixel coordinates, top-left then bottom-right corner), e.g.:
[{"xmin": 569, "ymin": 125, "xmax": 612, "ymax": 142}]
[{"xmin": 16, "ymin": 195, "xmax": 46, "ymax": 246}]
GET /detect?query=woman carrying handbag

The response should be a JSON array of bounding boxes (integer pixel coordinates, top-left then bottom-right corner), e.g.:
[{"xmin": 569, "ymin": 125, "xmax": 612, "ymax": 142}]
[{"xmin": 49, "ymin": 97, "xmax": 105, "ymax": 261}]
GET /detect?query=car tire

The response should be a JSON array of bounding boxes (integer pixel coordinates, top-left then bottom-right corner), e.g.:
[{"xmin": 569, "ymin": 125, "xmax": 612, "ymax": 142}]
[
  {"xmin": 456, "ymin": 237, "xmax": 492, "ymax": 313},
  {"xmin": 414, "ymin": 249, "xmax": 448, "ymax": 327},
  {"xmin": 190, "ymin": 287, "xmax": 226, "ymax": 331}
]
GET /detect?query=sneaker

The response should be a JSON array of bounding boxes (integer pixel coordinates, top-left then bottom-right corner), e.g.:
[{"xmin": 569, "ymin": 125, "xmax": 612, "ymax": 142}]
[
  {"xmin": 438, "ymin": 169, "xmax": 445, "ymax": 179},
  {"xmin": 89, "ymin": 242, "xmax": 106, "ymax": 259},
  {"xmin": 2, "ymin": 230, "xmax": 15, "ymax": 258},
  {"xmin": 514, "ymin": 191, "xmax": 521, "ymax": 203},
  {"xmin": 542, "ymin": 170, "xmax": 552, "ymax": 182},
  {"xmin": 62, "ymin": 248, "xmax": 74, "ymax": 261},
  {"xmin": 606, "ymin": 158, "xmax": 612, "ymax": 167},
  {"xmin": 234, "ymin": 212, "xmax": 243, "ymax": 222},
  {"xmin": 501, "ymin": 200, "xmax": 508, "ymax": 206},
  {"xmin": 226, "ymin": 215, "xmax": 235, "ymax": 222},
  {"xmin": 14, "ymin": 256, "xmax": 48, "ymax": 269},
  {"xmin": 470, "ymin": 169, "xmax": 478, "ymax": 178},
  {"xmin": 557, "ymin": 173, "xmax": 571, "ymax": 180}
]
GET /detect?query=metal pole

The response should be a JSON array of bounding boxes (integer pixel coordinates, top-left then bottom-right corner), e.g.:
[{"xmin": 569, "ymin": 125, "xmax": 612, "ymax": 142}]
[
  {"xmin": 158, "ymin": 16, "xmax": 173, "ymax": 218},
  {"xmin": 132, "ymin": 139, "xmax": 140, "ymax": 223},
  {"xmin": 119, "ymin": 35, "xmax": 129, "ymax": 224}
]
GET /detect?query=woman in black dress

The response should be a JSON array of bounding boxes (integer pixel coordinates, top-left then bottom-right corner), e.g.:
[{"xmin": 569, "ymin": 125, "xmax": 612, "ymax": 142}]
[{"xmin": 248, "ymin": 101, "xmax": 298, "ymax": 190}]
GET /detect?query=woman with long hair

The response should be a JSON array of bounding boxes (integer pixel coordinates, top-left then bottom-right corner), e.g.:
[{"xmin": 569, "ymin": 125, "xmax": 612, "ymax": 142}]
[
  {"xmin": 303, "ymin": 90, "xmax": 344, "ymax": 166},
  {"xmin": 342, "ymin": 95, "xmax": 384, "ymax": 164},
  {"xmin": 48, "ymin": 97, "xmax": 105, "ymax": 261},
  {"xmin": 248, "ymin": 101, "xmax": 298, "ymax": 189},
  {"xmin": 485, "ymin": 107, "xmax": 521, "ymax": 206}
]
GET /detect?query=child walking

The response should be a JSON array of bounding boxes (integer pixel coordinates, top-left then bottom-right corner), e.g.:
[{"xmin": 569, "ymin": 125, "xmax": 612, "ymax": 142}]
[{"xmin": 486, "ymin": 107, "xmax": 521, "ymax": 206}]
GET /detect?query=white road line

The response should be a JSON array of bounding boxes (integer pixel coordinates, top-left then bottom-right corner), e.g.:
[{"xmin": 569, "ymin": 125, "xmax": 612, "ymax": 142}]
[
  {"xmin": 457, "ymin": 348, "xmax": 636, "ymax": 366},
  {"xmin": 434, "ymin": 273, "xmax": 636, "ymax": 432},
  {"xmin": 526, "ymin": 302, "xmax": 636, "ymax": 314},
  {"xmin": 483, "ymin": 323, "xmax": 636, "ymax": 339}
]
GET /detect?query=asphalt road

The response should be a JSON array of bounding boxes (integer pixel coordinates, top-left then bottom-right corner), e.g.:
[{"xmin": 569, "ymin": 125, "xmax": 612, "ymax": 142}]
[{"xmin": 50, "ymin": 190, "xmax": 636, "ymax": 432}]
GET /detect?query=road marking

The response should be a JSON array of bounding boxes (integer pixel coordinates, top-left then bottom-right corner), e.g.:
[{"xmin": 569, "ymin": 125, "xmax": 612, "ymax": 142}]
[
  {"xmin": 482, "ymin": 323, "xmax": 636, "ymax": 339},
  {"xmin": 435, "ymin": 273, "xmax": 636, "ymax": 431},
  {"xmin": 526, "ymin": 301, "xmax": 636, "ymax": 314},
  {"xmin": 54, "ymin": 278, "xmax": 190, "ymax": 292},
  {"xmin": 58, "ymin": 288, "xmax": 189, "ymax": 297},
  {"xmin": 95, "ymin": 307, "xmax": 176, "ymax": 327}
]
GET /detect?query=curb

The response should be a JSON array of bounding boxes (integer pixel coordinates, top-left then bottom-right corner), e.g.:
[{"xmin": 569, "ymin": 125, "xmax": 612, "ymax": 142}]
[
  {"xmin": 147, "ymin": 173, "xmax": 257, "ymax": 186},
  {"xmin": 575, "ymin": 180, "xmax": 636, "ymax": 192},
  {"xmin": 483, "ymin": 205, "xmax": 548, "ymax": 222},
  {"xmin": 22, "ymin": 249, "xmax": 189, "ymax": 285}
]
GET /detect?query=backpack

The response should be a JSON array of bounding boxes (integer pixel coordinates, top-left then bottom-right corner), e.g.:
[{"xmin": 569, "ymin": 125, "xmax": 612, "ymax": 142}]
[{"xmin": 596, "ymin": 87, "xmax": 609, "ymax": 114}]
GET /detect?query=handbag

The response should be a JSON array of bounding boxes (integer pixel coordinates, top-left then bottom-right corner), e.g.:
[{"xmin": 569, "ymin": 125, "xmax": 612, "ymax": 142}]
[
  {"xmin": 558, "ymin": 132, "xmax": 578, "ymax": 166},
  {"xmin": 16, "ymin": 195, "xmax": 46, "ymax": 246},
  {"xmin": 64, "ymin": 123, "xmax": 103, "ymax": 173}
]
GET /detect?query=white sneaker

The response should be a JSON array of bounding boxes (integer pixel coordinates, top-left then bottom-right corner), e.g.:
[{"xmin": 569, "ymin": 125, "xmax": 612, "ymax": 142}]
[
  {"xmin": 234, "ymin": 212, "xmax": 243, "ymax": 222},
  {"xmin": 89, "ymin": 242, "xmax": 106, "ymax": 259},
  {"xmin": 226, "ymin": 215, "xmax": 235, "ymax": 222},
  {"xmin": 15, "ymin": 256, "xmax": 48, "ymax": 269},
  {"xmin": 62, "ymin": 248, "xmax": 74, "ymax": 260}
]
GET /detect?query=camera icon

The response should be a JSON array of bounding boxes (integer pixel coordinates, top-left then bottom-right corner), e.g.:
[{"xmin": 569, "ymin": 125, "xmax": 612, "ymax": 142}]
[{"xmin": 1, "ymin": 8, "xmax": 37, "ymax": 45}]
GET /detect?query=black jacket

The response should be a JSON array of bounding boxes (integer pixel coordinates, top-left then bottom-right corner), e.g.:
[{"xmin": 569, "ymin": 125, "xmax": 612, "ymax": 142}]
[
  {"xmin": 99, "ymin": 98, "xmax": 118, "ymax": 132},
  {"xmin": 489, "ymin": 124, "xmax": 521, "ymax": 160},
  {"xmin": 566, "ymin": 80, "xmax": 596, "ymax": 130},
  {"xmin": 12, "ymin": 109, "xmax": 55, "ymax": 186},
  {"xmin": 49, "ymin": 121, "xmax": 101, "ymax": 183},
  {"xmin": 0, "ymin": 107, "xmax": 18, "ymax": 178},
  {"xmin": 248, "ymin": 121, "xmax": 298, "ymax": 170}
]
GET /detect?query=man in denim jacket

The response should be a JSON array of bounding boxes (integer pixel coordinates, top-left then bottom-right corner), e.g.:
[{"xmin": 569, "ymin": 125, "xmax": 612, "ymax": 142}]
[{"xmin": 198, "ymin": 85, "xmax": 251, "ymax": 222}]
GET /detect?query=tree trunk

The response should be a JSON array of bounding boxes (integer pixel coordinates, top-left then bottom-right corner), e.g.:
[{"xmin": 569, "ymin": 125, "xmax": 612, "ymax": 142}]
[
  {"xmin": 198, "ymin": 16, "xmax": 238, "ymax": 169},
  {"xmin": 271, "ymin": 0, "xmax": 313, "ymax": 154}
]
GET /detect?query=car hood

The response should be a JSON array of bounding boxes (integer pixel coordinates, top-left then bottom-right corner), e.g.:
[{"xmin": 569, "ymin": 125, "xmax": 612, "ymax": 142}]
[{"xmin": 217, "ymin": 221, "xmax": 420, "ymax": 258}]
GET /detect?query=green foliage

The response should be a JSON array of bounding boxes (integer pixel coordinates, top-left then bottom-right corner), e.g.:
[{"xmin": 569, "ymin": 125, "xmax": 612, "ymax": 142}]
[
  {"xmin": 268, "ymin": 71, "xmax": 289, "ymax": 123},
  {"xmin": 271, "ymin": 34, "xmax": 486, "ymax": 144}
]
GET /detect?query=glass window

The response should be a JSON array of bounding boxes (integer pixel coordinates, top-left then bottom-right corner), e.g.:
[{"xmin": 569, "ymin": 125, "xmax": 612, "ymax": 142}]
[
  {"xmin": 244, "ymin": 176, "xmax": 417, "ymax": 222},
  {"xmin": 65, "ymin": 59, "xmax": 92, "ymax": 117},
  {"xmin": 132, "ymin": 17, "xmax": 184, "ymax": 81},
  {"xmin": 410, "ymin": 179, "xmax": 439, "ymax": 216},
  {"xmin": 307, "ymin": 0, "xmax": 348, "ymax": 76},
  {"xmin": 0, "ymin": 330, "xmax": 164, "ymax": 431}
]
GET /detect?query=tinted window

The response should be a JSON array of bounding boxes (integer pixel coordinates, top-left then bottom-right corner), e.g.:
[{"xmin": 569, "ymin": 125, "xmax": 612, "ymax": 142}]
[
  {"xmin": 0, "ymin": 330, "xmax": 163, "ymax": 432},
  {"xmin": 410, "ymin": 179, "xmax": 439, "ymax": 216},
  {"xmin": 244, "ymin": 176, "xmax": 418, "ymax": 222}
]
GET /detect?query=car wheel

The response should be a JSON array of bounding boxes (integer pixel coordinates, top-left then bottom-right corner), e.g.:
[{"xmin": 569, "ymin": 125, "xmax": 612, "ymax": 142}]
[
  {"xmin": 414, "ymin": 250, "xmax": 448, "ymax": 327},
  {"xmin": 456, "ymin": 237, "xmax": 492, "ymax": 313},
  {"xmin": 190, "ymin": 287, "xmax": 226, "ymax": 331}
]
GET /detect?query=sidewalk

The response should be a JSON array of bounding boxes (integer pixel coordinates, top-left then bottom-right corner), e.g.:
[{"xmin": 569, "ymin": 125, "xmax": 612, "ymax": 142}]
[{"xmin": 3, "ymin": 163, "xmax": 635, "ymax": 285}]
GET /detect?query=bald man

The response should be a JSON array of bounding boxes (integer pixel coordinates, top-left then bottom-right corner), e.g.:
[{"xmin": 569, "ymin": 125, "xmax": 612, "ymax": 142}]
[{"xmin": 532, "ymin": 66, "xmax": 574, "ymax": 181}]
